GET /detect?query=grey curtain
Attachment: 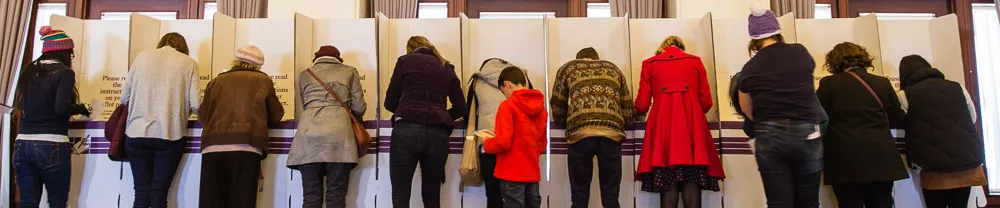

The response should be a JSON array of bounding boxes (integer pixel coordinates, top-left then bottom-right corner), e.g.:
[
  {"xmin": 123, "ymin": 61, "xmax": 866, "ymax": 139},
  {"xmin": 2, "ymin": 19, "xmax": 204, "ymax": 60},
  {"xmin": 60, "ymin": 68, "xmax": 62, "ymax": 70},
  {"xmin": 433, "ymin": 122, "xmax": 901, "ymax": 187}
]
[
  {"xmin": 1, "ymin": 0, "xmax": 31, "ymax": 105},
  {"xmin": 771, "ymin": 0, "xmax": 816, "ymax": 19},
  {"xmin": 611, "ymin": 0, "xmax": 663, "ymax": 18},
  {"xmin": 375, "ymin": 0, "xmax": 418, "ymax": 19},
  {"xmin": 219, "ymin": 0, "xmax": 268, "ymax": 18}
]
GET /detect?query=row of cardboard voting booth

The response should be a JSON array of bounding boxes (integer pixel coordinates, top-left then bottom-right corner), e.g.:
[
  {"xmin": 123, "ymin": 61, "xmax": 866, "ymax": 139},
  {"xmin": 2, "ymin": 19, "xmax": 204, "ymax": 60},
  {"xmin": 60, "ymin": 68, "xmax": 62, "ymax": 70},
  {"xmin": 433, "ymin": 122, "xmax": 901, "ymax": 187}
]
[{"xmin": 35, "ymin": 11, "xmax": 982, "ymax": 208}]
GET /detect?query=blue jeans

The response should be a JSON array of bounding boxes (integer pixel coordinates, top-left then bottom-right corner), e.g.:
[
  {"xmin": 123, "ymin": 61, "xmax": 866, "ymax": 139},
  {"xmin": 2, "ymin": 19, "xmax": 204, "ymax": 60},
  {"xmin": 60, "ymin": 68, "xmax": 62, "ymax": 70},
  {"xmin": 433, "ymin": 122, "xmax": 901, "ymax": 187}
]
[
  {"xmin": 500, "ymin": 180, "xmax": 541, "ymax": 208},
  {"xmin": 127, "ymin": 137, "xmax": 186, "ymax": 208},
  {"xmin": 14, "ymin": 140, "xmax": 72, "ymax": 208},
  {"xmin": 753, "ymin": 120, "xmax": 823, "ymax": 208}
]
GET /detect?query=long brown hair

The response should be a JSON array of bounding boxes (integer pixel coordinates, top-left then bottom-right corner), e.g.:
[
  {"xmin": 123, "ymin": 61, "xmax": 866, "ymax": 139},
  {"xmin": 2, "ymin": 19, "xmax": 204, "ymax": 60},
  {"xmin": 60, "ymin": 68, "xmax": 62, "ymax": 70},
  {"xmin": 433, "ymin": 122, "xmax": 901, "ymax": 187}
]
[
  {"xmin": 747, "ymin": 34, "xmax": 785, "ymax": 56},
  {"xmin": 157, "ymin": 32, "xmax": 189, "ymax": 55},
  {"xmin": 656, "ymin": 36, "xmax": 686, "ymax": 55},
  {"xmin": 406, "ymin": 36, "xmax": 447, "ymax": 65},
  {"xmin": 824, "ymin": 42, "xmax": 875, "ymax": 74}
]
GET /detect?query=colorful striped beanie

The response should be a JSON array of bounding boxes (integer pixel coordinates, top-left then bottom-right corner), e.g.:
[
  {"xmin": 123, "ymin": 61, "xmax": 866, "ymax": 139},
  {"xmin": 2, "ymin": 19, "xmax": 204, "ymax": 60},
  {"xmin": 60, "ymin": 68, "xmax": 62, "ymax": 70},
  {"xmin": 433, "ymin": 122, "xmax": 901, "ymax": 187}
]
[
  {"xmin": 235, "ymin": 45, "xmax": 264, "ymax": 66},
  {"xmin": 40, "ymin": 26, "xmax": 74, "ymax": 53}
]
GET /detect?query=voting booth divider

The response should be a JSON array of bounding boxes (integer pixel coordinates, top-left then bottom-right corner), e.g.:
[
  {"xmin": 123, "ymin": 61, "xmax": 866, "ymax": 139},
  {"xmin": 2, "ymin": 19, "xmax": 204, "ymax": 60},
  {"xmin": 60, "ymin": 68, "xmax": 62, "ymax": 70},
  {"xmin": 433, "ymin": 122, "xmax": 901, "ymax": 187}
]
[{"xmin": 30, "ymin": 11, "xmax": 975, "ymax": 208}]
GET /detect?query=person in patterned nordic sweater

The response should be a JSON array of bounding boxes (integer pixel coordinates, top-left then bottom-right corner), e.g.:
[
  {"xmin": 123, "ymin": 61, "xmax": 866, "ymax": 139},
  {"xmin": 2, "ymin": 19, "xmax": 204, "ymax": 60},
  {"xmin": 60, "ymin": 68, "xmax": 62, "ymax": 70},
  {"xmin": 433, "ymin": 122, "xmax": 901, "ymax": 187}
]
[{"xmin": 550, "ymin": 47, "xmax": 635, "ymax": 208}]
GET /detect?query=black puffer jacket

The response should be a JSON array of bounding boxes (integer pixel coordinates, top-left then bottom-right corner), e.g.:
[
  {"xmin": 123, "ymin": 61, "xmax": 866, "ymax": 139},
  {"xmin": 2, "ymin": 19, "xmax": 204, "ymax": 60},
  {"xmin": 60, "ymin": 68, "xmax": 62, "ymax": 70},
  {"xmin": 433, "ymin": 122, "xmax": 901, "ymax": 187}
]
[{"xmin": 900, "ymin": 60, "xmax": 982, "ymax": 172}]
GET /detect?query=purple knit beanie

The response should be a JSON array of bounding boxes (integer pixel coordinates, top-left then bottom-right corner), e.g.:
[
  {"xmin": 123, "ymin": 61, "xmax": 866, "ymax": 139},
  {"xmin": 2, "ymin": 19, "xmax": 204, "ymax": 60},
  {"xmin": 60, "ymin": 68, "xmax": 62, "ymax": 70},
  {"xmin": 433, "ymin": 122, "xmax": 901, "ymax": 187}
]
[{"xmin": 748, "ymin": 3, "xmax": 781, "ymax": 40}]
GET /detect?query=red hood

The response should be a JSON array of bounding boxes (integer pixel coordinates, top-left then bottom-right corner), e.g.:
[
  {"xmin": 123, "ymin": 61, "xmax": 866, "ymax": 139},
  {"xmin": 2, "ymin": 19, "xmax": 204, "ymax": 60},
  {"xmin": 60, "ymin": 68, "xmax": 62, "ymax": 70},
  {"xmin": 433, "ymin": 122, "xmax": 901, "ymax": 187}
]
[
  {"xmin": 644, "ymin": 46, "xmax": 696, "ymax": 63},
  {"xmin": 510, "ymin": 89, "xmax": 546, "ymax": 117}
]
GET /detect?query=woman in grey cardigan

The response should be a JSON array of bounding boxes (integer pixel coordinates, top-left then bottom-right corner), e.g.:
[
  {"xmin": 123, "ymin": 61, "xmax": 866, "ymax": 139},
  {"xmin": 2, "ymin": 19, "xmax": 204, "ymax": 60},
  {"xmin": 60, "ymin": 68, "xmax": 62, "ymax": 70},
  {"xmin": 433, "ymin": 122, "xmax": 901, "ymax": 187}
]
[{"xmin": 287, "ymin": 46, "xmax": 367, "ymax": 208}]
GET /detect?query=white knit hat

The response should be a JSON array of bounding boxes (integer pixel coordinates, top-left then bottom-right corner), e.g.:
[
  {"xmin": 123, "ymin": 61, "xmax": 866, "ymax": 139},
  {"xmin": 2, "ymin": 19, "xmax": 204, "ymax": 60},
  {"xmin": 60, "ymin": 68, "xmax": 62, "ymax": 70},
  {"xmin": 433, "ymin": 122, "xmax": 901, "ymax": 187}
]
[{"xmin": 235, "ymin": 45, "xmax": 264, "ymax": 66}]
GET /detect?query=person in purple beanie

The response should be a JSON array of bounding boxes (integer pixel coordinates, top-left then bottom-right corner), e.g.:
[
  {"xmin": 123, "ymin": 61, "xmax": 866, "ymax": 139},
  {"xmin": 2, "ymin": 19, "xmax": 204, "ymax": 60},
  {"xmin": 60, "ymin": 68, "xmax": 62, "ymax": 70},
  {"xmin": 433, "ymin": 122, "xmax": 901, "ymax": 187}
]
[{"xmin": 736, "ymin": 4, "xmax": 824, "ymax": 208}]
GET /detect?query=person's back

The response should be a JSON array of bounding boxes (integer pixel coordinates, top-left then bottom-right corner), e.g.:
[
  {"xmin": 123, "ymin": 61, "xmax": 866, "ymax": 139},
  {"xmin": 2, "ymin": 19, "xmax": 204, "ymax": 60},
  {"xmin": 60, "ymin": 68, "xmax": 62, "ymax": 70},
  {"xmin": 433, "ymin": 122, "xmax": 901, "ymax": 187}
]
[
  {"xmin": 384, "ymin": 47, "xmax": 466, "ymax": 126},
  {"xmin": 901, "ymin": 66, "xmax": 980, "ymax": 172},
  {"xmin": 19, "ymin": 63, "xmax": 86, "ymax": 135},
  {"xmin": 739, "ymin": 42, "xmax": 820, "ymax": 123},
  {"xmin": 550, "ymin": 59, "xmax": 635, "ymax": 143},
  {"xmin": 198, "ymin": 66, "xmax": 284, "ymax": 152},
  {"xmin": 123, "ymin": 46, "xmax": 200, "ymax": 141}
]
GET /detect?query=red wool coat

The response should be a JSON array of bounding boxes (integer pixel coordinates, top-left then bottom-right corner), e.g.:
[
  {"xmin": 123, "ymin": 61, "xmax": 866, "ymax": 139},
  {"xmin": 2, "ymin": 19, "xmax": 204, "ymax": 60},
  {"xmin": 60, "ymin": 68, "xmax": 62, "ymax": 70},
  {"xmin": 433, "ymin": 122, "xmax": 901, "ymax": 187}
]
[{"xmin": 634, "ymin": 47, "xmax": 725, "ymax": 180}]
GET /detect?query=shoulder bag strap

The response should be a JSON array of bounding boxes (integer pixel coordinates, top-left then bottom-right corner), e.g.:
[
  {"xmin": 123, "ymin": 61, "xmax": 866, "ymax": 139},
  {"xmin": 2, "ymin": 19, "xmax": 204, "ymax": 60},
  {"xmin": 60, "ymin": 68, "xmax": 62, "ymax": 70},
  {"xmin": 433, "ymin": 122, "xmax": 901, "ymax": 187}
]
[
  {"xmin": 305, "ymin": 68, "xmax": 359, "ymax": 122},
  {"xmin": 847, "ymin": 70, "xmax": 889, "ymax": 122}
]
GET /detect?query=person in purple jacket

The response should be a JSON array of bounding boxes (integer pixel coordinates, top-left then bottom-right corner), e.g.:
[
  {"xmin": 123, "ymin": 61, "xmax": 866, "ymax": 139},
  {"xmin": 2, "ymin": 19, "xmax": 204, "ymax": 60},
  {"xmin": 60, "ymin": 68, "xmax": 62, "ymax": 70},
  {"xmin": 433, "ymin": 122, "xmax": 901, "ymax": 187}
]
[{"xmin": 385, "ymin": 36, "xmax": 467, "ymax": 208}]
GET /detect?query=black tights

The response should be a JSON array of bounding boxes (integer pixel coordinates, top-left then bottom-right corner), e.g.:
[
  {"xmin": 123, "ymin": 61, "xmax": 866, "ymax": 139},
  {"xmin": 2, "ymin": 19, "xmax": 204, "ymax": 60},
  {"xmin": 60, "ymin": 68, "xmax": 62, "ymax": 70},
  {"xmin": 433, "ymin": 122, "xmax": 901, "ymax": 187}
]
[{"xmin": 661, "ymin": 183, "xmax": 702, "ymax": 208}]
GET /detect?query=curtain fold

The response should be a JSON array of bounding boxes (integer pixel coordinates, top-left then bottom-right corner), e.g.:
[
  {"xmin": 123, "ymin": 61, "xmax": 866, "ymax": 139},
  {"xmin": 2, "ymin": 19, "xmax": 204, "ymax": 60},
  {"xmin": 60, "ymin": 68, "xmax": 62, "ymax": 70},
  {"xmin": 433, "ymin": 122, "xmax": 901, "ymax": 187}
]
[
  {"xmin": 611, "ymin": 0, "xmax": 663, "ymax": 18},
  {"xmin": 219, "ymin": 0, "xmax": 268, "ymax": 18},
  {"xmin": 2, "ymin": 0, "xmax": 33, "ymax": 204},
  {"xmin": 771, "ymin": 0, "xmax": 816, "ymax": 19},
  {"xmin": 375, "ymin": 0, "xmax": 418, "ymax": 19}
]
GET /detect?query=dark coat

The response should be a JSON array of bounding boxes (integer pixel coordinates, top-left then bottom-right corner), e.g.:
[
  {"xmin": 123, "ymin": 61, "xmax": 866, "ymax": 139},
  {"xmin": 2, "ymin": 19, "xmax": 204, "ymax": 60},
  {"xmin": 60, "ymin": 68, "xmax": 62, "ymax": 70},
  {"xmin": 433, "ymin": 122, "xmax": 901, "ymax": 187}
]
[
  {"xmin": 817, "ymin": 68, "xmax": 908, "ymax": 184},
  {"xmin": 199, "ymin": 67, "xmax": 285, "ymax": 157},
  {"xmin": 384, "ymin": 47, "xmax": 466, "ymax": 127},
  {"xmin": 901, "ymin": 66, "xmax": 983, "ymax": 172}
]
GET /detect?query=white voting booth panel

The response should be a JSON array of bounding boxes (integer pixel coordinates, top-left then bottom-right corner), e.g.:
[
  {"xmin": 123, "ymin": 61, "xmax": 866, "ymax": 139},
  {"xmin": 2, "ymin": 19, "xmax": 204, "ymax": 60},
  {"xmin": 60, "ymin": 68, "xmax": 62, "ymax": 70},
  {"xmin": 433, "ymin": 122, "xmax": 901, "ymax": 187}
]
[
  {"xmin": 796, "ymin": 14, "xmax": 885, "ymax": 87},
  {"xmin": 123, "ymin": 14, "xmax": 214, "ymax": 208},
  {"xmin": 878, "ymin": 14, "xmax": 987, "ymax": 208},
  {"xmin": 545, "ymin": 17, "xmax": 634, "ymax": 208},
  {"xmin": 376, "ymin": 15, "xmax": 464, "ymax": 208},
  {"xmin": 710, "ymin": 14, "xmax": 796, "ymax": 208},
  {"xmin": 212, "ymin": 13, "xmax": 296, "ymax": 207},
  {"xmin": 794, "ymin": 14, "xmax": 884, "ymax": 207},
  {"xmin": 291, "ymin": 14, "xmax": 380, "ymax": 208},
  {"xmin": 460, "ymin": 16, "xmax": 548, "ymax": 207},
  {"xmin": 627, "ymin": 14, "xmax": 723, "ymax": 208},
  {"xmin": 49, "ymin": 16, "xmax": 128, "ymax": 208}
]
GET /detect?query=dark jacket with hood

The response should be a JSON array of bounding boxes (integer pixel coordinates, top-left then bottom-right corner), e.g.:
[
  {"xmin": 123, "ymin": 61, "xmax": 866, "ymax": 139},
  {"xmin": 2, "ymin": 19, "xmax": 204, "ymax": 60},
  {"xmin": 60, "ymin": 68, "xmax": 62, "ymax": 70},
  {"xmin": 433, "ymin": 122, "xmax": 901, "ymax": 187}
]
[
  {"xmin": 899, "ymin": 57, "xmax": 982, "ymax": 172},
  {"xmin": 484, "ymin": 89, "xmax": 548, "ymax": 182},
  {"xmin": 817, "ymin": 68, "xmax": 908, "ymax": 184},
  {"xmin": 384, "ymin": 47, "xmax": 467, "ymax": 127},
  {"xmin": 199, "ymin": 67, "xmax": 285, "ymax": 157},
  {"xmin": 18, "ymin": 61, "xmax": 90, "ymax": 136}
]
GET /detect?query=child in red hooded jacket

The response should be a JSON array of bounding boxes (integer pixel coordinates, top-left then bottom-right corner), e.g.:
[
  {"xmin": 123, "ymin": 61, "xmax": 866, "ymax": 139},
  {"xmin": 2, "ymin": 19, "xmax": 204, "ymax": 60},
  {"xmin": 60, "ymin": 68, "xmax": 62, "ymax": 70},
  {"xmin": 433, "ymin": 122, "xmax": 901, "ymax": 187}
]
[{"xmin": 483, "ymin": 66, "xmax": 548, "ymax": 208}]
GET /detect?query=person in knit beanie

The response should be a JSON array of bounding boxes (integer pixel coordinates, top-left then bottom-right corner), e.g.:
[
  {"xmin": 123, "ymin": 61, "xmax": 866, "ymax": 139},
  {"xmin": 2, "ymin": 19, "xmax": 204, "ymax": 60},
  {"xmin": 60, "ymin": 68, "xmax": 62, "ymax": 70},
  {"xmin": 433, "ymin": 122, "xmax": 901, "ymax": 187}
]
[
  {"xmin": 13, "ymin": 25, "xmax": 89, "ymax": 208},
  {"xmin": 232, "ymin": 45, "xmax": 265, "ymax": 70},
  {"xmin": 737, "ymin": 3, "xmax": 824, "ymax": 208},
  {"xmin": 199, "ymin": 45, "xmax": 284, "ymax": 207},
  {"xmin": 288, "ymin": 44, "xmax": 367, "ymax": 208}
]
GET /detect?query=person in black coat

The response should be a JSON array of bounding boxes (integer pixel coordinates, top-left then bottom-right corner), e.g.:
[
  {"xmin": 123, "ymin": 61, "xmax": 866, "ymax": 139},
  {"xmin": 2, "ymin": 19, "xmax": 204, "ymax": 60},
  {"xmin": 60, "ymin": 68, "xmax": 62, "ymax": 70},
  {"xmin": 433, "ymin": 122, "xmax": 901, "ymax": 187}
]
[
  {"xmin": 898, "ymin": 55, "xmax": 985, "ymax": 208},
  {"xmin": 816, "ymin": 42, "xmax": 908, "ymax": 208}
]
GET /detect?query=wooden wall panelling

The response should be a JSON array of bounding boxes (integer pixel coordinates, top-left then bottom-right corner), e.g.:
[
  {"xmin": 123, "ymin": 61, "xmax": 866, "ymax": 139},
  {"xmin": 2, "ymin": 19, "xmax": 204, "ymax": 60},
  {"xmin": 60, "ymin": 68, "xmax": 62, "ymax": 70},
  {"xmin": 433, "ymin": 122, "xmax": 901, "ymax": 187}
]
[
  {"xmin": 86, "ymin": 0, "xmax": 190, "ymax": 19},
  {"xmin": 465, "ymin": 0, "xmax": 570, "ymax": 18}
]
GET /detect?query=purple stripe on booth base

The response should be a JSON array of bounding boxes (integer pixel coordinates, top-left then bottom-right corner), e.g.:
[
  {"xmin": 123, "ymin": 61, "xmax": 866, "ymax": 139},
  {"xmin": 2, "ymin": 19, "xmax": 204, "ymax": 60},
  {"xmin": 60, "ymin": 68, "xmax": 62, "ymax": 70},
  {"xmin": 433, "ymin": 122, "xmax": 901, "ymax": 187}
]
[{"xmin": 70, "ymin": 120, "xmax": 381, "ymax": 130}]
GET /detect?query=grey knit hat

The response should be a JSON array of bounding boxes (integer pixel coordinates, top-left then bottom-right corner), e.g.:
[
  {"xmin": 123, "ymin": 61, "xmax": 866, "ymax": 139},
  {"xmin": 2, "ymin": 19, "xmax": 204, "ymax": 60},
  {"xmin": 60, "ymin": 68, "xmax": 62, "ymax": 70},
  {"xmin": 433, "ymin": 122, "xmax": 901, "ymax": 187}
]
[{"xmin": 748, "ymin": 3, "xmax": 781, "ymax": 40}]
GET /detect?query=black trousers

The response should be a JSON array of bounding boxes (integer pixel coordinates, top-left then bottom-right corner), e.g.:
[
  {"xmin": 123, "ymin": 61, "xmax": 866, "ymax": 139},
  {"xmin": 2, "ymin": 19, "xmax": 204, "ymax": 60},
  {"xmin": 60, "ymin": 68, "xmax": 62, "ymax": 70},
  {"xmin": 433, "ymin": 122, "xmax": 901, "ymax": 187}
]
[
  {"xmin": 480, "ymin": 152, "xmax": 503, "ymax": 208},
  {"xmin": 390, "ymin": 120, "xmax": 451, "ymax": 208},
  {"xmin": 831, "ymin": 181, "xmax": 894, "ymax": 208},
  {"xmin": 924, "ymin": 187, "xmax": 971, "ymax": 208},
  {"xmin": 299, "ymin": 163, "xmax": 355, "ymax": 208},
  {"xmin": 199, "ymin": 151, "xmax": 262, "ymax": 208},
  {"xmin": 567, "ymin": 137, "xmax": 622, "ymax": 208}
]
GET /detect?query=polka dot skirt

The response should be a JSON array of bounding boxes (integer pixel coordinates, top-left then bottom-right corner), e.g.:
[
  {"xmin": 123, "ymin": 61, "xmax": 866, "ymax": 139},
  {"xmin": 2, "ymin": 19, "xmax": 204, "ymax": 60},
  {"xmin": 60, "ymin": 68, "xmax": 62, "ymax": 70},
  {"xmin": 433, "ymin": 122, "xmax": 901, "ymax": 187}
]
[{"xmin": 640, "ymin": 165, "xmax": 721, "ymax": 192}]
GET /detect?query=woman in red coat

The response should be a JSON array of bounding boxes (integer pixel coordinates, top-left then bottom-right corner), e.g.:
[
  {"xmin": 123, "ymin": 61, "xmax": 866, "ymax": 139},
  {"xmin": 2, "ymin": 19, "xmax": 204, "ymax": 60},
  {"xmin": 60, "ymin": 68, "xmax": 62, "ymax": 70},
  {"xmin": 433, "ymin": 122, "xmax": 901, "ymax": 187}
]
[{"xmin": 635, "ymin": 36, "xmax": 725, "ymax": 208}]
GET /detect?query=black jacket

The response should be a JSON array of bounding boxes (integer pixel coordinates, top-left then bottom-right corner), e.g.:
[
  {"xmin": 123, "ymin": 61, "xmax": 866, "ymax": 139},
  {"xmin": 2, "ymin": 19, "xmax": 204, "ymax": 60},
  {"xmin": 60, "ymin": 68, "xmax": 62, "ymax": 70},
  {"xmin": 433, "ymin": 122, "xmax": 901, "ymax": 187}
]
[
  {"xmin": 901, "ymin": 67, "xmax": 983, "ymax": 172},
  {"xmin": 817, "ymin": 68, "xmax": 908, "ymax": 184},
  {"xmin": 18, "ymin": 62, "xmax": 89, "ymax": 136}
]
